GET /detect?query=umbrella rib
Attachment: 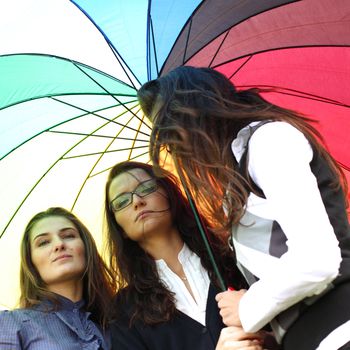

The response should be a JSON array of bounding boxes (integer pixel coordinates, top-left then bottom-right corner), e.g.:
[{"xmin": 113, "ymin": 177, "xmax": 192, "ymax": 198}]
[
  {"xmin": 50, "ymin": 96, "xmax": 151, "ymax": 137},
  {"xmin": 209, "ymin": 28, "xmax": 231, "ymax": 68},
  {"xmin": 127, "ymin": 114, "xmax": 147, "ymax": 160},
  {"xmin": 63, "ymin": 145, "xmax": 149, "ymax": 160},
  {"xmin": 0, "ymin": 100, "xmax": 142, "ymax": 161},
  {"xmin": 70, "ymin": 127, "xmax": 117, "ymax": 210},
  {"xmin": 149, "ymin": 16, "xmax": 160, "ymax": 77},
  {"xmin": 146, "ymin": 2, "xmax": 152, "ymax": 80},
  {"xmin": 182, "ymin": 19, "xmax": 193, "ymax": 65},
  {"xmin": 1, "ymin": 103, "xmax": 149, "ymax": 237},
  {"xmin": 236, "ymin": 85, "xmax": 350, "ymax": 107},
  {"xmin": 90, "ymin": 150, "xmax": 152, "ymax": 178},
  {"xmin": 228, "ymin": 56, "xmax": 253, "ymax": 80},
  {"xmin": 0, "ymin": 148, "xmax": 82, "ymax": 239},
  {"xmin": 213, "ymin": 44, "xmax": 350, "ymax": 79},
  {"xmin": 337, "ymin": 161, "xmax": 350, "ymax": 172},
  {"xmin": 70, "ymin": 0, "xmax": 141, "ymax": 88},
  {"xmin": 70, "ymin": 113, "xmax": 150, "ymax": 209},
  {"xmin": 71, "ymin": 61, "xmax": 151, "ymax": 130},
  {"xmin": 163, "ymin": 1, "xmax": 328, "ymax": 70},
  {"xmin": 0, "ymin": 92, "xmax": 137, "ymax": 113},
  {"xmin": 106, "ymin": 42, "xmax": 141, "ymax": 89},
  {"xmin": 157, "ymin": 0, "xmax": 205, "ymax": 76},
  {"xmin": 49, "ymin": 130, "xmax": 149, "ymax": 142},
  {"xmin": 0, "ymin": 53, "xmax": 140, "ymax": 113}
]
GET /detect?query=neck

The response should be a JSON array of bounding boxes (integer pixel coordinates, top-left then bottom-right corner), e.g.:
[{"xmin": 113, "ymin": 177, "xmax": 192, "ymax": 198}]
[
  {"xmin": 140, "ymin": 226, "xmax": 184, "ymax": 264},
  {"xmin": 48, "ymin": 280, "xmax": 83, "ymax": 302}
]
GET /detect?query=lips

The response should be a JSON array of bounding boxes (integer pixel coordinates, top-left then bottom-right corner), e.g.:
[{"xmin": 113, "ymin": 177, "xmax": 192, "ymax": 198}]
[
  {"xmin": 135, "ymin": 210, "xmax": 153, "ymax": 222},
  {"xmin": 53, "ymin": 254, "xmax": 72, "ymax": 262}
]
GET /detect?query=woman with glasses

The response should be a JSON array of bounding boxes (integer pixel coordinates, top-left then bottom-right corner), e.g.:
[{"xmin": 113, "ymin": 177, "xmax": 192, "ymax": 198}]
[{"xmin": 104, "ymin": 161, "xmax": 277, "ymax": 350}]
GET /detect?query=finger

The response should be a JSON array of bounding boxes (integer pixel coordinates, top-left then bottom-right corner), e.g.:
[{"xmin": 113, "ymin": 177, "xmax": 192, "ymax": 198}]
[
  {"xmin": 219, "ymin": 326, "xmax": 242, "ymax": 341},
  {"xmin": 221, "ymin": 316, "xmax": 237, "ymax": 327},
  {"xmin": 221, "ymin": 328, "xmax": 263, "ymax": 342},
  {"xmin": 217, "ymin": 297, "xmax": 233, "ymax": 309},
  {"xmin": 222, "ymin": 339, "xmax": 262, "ymax": 350},
  {"xmin": 220, "ymin": 308, "xmax": 235, "ymax": 320},
  {"xmin": 237, "ymin": 332, "xmax": 264, "ymax": 341},
  {"xmin": 216, "ymin": 292, "xmax": 225, "ymax": 302}
]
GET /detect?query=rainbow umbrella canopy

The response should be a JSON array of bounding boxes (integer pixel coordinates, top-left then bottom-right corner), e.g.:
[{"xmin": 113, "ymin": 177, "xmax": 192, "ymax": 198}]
[{"xmin": 0, "ymin": 0, "xmax": 349, "ymax": 309}]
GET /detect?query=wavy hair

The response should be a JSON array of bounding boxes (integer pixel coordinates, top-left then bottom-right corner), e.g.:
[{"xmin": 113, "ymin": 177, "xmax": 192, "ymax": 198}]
[
  {"xmin": 138, "ymin": 66, "xmax": 347, "ymax": 231},
  {"xmin": 20, "ymin": 207, "xmax": 115, "ymax": 328},
  {"xmin": 104, "ymin": 161, "xmax": 246, "ymax": 325}
]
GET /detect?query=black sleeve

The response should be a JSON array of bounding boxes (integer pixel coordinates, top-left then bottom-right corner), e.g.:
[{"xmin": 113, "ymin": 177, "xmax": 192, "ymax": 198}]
[{"xmin": 110, "ymin": 316, "xmax": 149, "ymax": 350}]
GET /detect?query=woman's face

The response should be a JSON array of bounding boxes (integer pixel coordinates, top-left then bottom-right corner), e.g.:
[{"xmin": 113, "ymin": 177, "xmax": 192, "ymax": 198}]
[
  {"xmin": 30, "ymin": 216, "xmax": 86, "ymax": 289},
  {"xmin": 108, "ymin": 168, "xmax": 173, "ymax": 243}
]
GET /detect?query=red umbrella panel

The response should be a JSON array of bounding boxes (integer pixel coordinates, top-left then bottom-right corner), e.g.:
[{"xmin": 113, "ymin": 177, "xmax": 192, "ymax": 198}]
[{"xmin": 160, "ymin": 0, "xmax": 350, "ymax": 207}]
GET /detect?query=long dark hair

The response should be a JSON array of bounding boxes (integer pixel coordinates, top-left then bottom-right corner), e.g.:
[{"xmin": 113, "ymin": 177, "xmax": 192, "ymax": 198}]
[
  {"xmin": 104, "ymin": 161, "xmax": 246, "ymax": 325},
  {"xmin": 20, "ymin": 207, "xmax": 115, "ymax": 328},
  {"xmin": 138, "ymin": 66, "xmax": 347, "ymax": 231}
]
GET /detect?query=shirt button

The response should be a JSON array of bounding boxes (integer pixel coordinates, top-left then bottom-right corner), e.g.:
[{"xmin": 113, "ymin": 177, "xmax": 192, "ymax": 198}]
[{"xmin": 201, "ymin": 327, "xmax": 207, "ymax": 334}]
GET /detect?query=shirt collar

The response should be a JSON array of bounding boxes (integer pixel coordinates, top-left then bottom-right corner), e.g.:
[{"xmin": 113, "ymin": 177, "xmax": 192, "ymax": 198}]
[
  {"xmin": 35, "ymin": 293, "xmax": 85, "ymax": 312},
  {"xmin": 231, "ymin": 121, "xmax": 260, "ymax": 163},
  {"xmin": 155, "ymin": 242, "xmax": 193, "ymax": 269},
  {"xmin": 56, "ymin": 294, "xmax": 85, "ymax": 311}
]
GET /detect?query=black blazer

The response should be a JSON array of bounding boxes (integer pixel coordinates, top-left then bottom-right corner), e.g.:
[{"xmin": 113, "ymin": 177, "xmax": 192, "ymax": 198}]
[{"xmin": 110, "ymin": 284, "xmax": 224, "ymax": 350}]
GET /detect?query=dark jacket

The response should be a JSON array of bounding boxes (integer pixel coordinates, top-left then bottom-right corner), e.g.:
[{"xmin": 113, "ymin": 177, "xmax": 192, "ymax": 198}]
[{"xmin": 110, "ymin": 284, "xmax": 224, "ymax": 350}]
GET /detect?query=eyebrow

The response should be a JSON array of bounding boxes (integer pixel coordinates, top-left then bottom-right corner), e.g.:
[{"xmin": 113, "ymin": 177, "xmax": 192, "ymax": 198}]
[
  {"xmin": 32, "ymin": 227, "xmax": 77, "ymax": 242},
  {"xmin": 32, "ymin": 233, "xmax": 49, "ymax": 242},
  {"xmin": 113, "ymin": 177, "xmax": 153, "ymax": 198}
]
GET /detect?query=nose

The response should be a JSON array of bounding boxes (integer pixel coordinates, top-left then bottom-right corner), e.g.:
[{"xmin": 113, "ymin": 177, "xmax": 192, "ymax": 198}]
[
  {"xmin": 54, "ymin": 237, "xmax": 66, "ymax": 252},
  {"xmin": 132, "ymin": 193, "xmax": 146, "ymax": 209}
]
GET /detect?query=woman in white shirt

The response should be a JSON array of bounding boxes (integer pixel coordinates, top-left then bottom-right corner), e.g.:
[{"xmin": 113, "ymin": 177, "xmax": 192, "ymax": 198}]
[{"xmin": 104, "ymin": 161, "xmax": 274, "ymax": 350}]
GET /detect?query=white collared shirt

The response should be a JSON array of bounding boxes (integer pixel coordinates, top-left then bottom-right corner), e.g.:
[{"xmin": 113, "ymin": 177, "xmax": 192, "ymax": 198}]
[{"xmin": 155, "ymin": 243, "xmax": 210, "ymax": 325}]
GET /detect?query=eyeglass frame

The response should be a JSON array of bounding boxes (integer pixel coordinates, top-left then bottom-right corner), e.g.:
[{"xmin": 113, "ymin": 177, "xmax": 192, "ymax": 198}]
[{"xmin": 109, "ymin": 178, "xmax": 159, "ymax": 212}]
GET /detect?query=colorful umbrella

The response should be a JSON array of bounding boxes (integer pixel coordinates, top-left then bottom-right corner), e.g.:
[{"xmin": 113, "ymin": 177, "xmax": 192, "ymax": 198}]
[
  {"xmin": 0, "ymin": 0, "xmax": 203, "ymax": 309},
  {"xmin": 1, "ymin": 0, "xmax": 349, "ymax": 309}
]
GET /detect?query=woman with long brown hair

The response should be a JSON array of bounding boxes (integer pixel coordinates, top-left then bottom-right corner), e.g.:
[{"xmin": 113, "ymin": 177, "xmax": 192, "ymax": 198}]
[
  {"xmin": 0, "ymin": 207, "xmax": 114, "ymax": 349},
  {"xmin": 105, "ymin": 161, "xmax": 274, "ymax": 350},
  {"xmin": 137, "ymin": 66, "xmax": 350, "ymax": 350}
]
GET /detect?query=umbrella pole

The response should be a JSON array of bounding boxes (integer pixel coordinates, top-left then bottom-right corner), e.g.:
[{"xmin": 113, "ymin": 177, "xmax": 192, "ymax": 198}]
[{"xmin": 174, "ymin": 163, "xmax": 227, "ymax": 292}]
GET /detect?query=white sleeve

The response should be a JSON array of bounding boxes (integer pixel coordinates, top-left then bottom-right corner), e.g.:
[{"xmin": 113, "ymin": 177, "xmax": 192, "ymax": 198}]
[{"xmin": 238, "ymin": 122, "xmax": 342, "ymax": 332}]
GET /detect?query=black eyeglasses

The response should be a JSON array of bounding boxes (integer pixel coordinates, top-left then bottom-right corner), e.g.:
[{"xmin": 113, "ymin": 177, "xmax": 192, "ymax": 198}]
[{"xmin": 110, "ymin": 178, "xmax": 158, "ymax": 212}]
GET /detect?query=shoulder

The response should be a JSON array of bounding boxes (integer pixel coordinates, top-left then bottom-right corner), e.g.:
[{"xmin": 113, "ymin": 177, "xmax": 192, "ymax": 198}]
[
  {"xmin": 0, "ymin": 308, "xmax": 54, "ymax": 349},
  {"xmin": 250, "ymin": 121, "xmax": 307, "ymax": 143},
  {"xmin": 0, "ymin": 309, "xmax": 16, "ymax": 322},
  {"xmin": 0, "ymin": 309, "xmax": 25, "ymax": 323},
  {"xmin": 113, "ymin": 287, "xmax": 131, "ymax": 306},
  {"xmin": 248, "ymin": 121, "xmax": 313, "ymax": 162},
  {"xmin": 0, "ymin": 308, "xmax": 41, "ymax": 324},
  {"xmin": 111, "ymin": 288, "xmax": 135, "ymax": 319},
  {"xmin": 232, "ymin": 121, "xmax": 311, "ymax": 162},
  {"xmin": 0, "ymin": 310, "xmax": 23, "ymax": 348},
  {"xmin": 0, "ymin": 309, "xmax": 28, "ymax": 336}
]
